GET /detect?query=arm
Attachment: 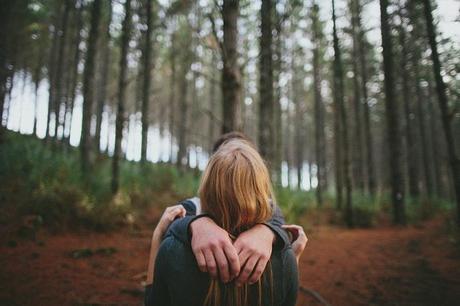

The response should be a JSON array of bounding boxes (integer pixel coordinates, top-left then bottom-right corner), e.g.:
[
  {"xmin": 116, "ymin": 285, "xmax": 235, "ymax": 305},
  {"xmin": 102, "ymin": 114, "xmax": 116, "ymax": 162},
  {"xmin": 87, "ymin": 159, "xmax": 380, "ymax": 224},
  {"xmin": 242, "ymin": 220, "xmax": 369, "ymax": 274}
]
[
  {"xmin": 233, "ymin": 203, "xmax": 288, "ymax": 285},
  {"xmin": 190, "ymin": 204, "xmax": 287, "ymax": 285},
  {"xmin": 146, "ymin": 205, "xmax": 186, "ymax": 285},
  {"xmin": 145, "ymin": 237, "xmax": 174, "ymax": 306},
  {"xmin": 282, "ymin": 224, "xmax": 308, "ymax": 264},
  {"xmin": 283, "ymin": 248, "xmax": 299, "ymax": 306}
]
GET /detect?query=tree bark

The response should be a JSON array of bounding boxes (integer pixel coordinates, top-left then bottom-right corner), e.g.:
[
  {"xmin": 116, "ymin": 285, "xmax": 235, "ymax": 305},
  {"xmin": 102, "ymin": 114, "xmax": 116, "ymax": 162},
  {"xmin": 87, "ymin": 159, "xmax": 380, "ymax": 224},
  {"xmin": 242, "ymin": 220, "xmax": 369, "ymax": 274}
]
[
  {"xmin": 259, "ymin": 0, "xmax": 275, "ymax": 169},
  {"xmin": 81, "ymin": 0, "xmax": 102, "ymax": 174},
  {"xmin": 112, "ymin": 0, "xmax": 132, "ymax": 194},
  {"xmin": 355, "ymin": 0, "xmax": 376, "ymax": 195},
  {"xmin": 397, "ymin": 13, "xmax": 420, "ymax": 198},
  {"xmin": 422, "ymin": 0, "xmax": 460, "ymax": 224},
  {"xmin": 176, "ymin": 61, "xmax": 190, "ymax": 168},
  {"xmin": 380, "ymin": 0, "xmax": 406, "ymax": 224},
  {"xmin": 168, "ymin": 33, "xmax": 176, "ymax": 163},
  {"xmin": 64, "ymin": 0, "xmax": 83, "ymax": 146},
  {"xmin": 273, "ymin": 13, "xmax": 283, "ymax": 184},
  {"xmin": 311, "ymin": 2, "xmax": 326, "ymax": 205},
  {"xmin": 45, "ymin": 2, "xmax": 63, "ymax": 141},
  {"xmin": 95, "ymin": 1, "xmax": 112, "ymax": 154},
  {"xmin": 332, "ymin": 0, "xmax": 353, "ymax": 226},
  {"xmin": 349, "ymin": 0, "xmax": 364, "ymax": 192},
  {"xmin": 221, "ymin": 0, "xmax": 241, "ymax": 133},
  {"xmin": 141, "ymin": 0, "xmax": 153, "ymax": 164},
  {"xmin": 53, "ymin": 0, "xmax": 72, "ymax": 142}
]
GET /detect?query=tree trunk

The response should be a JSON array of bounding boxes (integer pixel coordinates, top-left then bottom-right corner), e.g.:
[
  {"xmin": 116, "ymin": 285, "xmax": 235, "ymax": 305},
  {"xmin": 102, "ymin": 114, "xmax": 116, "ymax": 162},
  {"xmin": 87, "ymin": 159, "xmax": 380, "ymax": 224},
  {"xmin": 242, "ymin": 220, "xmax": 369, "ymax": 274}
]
[
  {"xmin": 95, "ymin": 1, "xmax": 112, "ymax": 154},
  {"xmin": 422, "ymin": 0, "xmax": 460, "ymax": 224},
  {"xmin": 221, "ymin": 0, "xmax": 241, "ymax": 133},
  {"xmin": 427, "ymin": 81, "xmax": 442, "ymax": 197},
  {"xmin": 273, "ymin": 13, "xmax": 283, "ymax": 184},
  {"xmin": 380, "ymin": 0, "xmax": 406, "ymax": 224},
  {"xmin": 355, "ymin": 0, "xmax": 376, "ymax": 195},
  {"xmin": 112, "ymin": 0, "xmax": 132, "ymax": 194},
  {"xmin": 208, "ymin": 52, "xmax": 218, "ymax": 153},
  {"xmin": 65, "ymin": 0, "xmax": 83, "ymax": 146},
  {"xmin": 349, "ymin": 0, "xmax": 364, "ymax": 192},
  {"xmin": 141, "ymin": 0, "xmax": 153, "ymax": 164},
  {"xmin": 81, "ymin": 0, "xmax": 102, "ymax": 174},
  {"xmin": 259, "ymin": 0, "xmax": 275, "ymax": 169},
  {"xmin": 331, "ymin": 0, "xmax": 343, "ymax": 211},
  {"xmin": 397, "ymin": 14, "xmax": 420, "ymax": 198},
  {"xmin": 53, "ymin": 0, "xmax": 72, "ymax": 142},
  {"xmin": 413, "ymin": 57, "xmax": 433, "ymax": 197},
  {"xmin": 332, "ymin": 0, "xmax": 353, "ymax": 226},
  {"xmin": 176, "ymin": 62, "xmax": 190, "ymax": 168},
  {"xmin": 311, "ymin": 3, "xmax": 326, "ymax": 205},
  {"xmin": 168, "ymin": 33, "xmax": 176, "ymax": 163},
  {"xmin": 45, "ymin": 3, "xmax": 63, "ymax": 141}
]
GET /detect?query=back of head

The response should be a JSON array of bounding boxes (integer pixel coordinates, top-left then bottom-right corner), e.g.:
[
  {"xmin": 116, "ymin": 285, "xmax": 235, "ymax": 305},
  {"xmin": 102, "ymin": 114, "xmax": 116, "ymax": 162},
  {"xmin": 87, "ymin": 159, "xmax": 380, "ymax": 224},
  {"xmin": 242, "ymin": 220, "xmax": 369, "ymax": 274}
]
[
  {"xmin": 199, "ymin": 139, "xmax": 273, "ymax": 235},
  {"xmin": 211, "ymin": 131, "xmax": 255, "ymax": 154},
  {"xmin": 199, "ymin": 139, "xmax": 275, "ymax": 306}
]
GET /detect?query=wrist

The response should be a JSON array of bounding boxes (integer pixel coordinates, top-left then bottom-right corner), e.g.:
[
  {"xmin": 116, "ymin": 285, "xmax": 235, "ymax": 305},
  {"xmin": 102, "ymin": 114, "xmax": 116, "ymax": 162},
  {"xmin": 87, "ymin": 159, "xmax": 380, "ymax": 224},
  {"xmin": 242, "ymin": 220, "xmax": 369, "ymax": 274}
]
[
  {"xmin": 189, "ymin": 215, "xmax": 214, "ymax": 236},
  {"xmin": 152, "ymin": 227, "xmax": 164, "ymax": 241},
  {"xmin": 256, "ymin": 223, "xmax": 276, "ymax": 244}
]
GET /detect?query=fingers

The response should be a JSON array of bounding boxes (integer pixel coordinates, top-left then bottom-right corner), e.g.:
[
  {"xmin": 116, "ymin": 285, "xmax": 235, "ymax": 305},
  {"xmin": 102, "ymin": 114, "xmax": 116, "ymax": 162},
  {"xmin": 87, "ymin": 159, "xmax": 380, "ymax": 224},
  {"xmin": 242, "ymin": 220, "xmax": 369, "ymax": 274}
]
[
  {"xmin": 282, "ymin": 224, "xmax": 304, "ymax": 242},
  {"xmin": 213, "ymin": 247, "xmax": 230, "ymax": 283},
  {"xmin": 194, "ymin": 250, "xmax": 207, "ymax": 273},
  {"xmin": 248, "ymin": 255, "xmax": 268, "ymax": 284},
  {"xmin": 236, "ymin": 253, "xmax": 259, "ymax": 286},
  {"xmin": 223, "ymin": 242, "xmax": 240, "ymax": 279},
  {"xmin": 203, "ymin": 249, "xmax": 218, "ymax": 279}
]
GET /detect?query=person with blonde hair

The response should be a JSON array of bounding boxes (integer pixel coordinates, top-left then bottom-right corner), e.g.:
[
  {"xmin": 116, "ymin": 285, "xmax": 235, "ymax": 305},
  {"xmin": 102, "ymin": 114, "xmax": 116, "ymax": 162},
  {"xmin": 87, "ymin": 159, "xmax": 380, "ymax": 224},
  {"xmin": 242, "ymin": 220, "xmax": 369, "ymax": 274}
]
[{"xmin": 145, "ymin": 139, "xmax": 307, "ymax": 306}]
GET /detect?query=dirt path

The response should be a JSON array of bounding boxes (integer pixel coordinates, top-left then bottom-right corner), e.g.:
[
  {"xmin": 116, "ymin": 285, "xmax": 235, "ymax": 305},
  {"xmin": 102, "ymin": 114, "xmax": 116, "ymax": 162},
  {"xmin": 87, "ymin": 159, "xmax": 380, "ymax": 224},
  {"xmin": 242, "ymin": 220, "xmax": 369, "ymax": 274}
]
[{"xmin": 1, "ymin": 219, "xmax": 459, "ymax": 306}]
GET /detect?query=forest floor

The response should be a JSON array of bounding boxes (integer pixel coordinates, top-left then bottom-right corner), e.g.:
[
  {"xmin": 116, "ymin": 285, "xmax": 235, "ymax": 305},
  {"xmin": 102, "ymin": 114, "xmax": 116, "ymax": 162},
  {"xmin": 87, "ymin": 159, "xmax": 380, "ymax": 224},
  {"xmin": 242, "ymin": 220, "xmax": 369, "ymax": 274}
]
[{"xmin": 1, "ymin": 214, "xmax": 460, "ymax": 306}]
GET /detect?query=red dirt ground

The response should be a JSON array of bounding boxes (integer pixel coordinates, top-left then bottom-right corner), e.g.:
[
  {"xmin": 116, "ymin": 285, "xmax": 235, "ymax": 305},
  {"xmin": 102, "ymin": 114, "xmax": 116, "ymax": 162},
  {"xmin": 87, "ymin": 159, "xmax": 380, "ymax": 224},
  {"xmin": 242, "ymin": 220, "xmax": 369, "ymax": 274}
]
[{"xmin": 1, "ymin": 218, "xmax": 459, "ymax": 306}]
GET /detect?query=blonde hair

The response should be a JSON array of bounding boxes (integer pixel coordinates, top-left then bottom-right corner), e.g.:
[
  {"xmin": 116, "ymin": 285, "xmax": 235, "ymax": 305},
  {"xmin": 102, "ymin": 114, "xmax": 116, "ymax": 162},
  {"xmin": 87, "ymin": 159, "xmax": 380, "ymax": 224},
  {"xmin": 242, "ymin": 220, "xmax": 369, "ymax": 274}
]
[{"xmin": 198, "ymin": 139, "xmax": 275, "ymax": 306}]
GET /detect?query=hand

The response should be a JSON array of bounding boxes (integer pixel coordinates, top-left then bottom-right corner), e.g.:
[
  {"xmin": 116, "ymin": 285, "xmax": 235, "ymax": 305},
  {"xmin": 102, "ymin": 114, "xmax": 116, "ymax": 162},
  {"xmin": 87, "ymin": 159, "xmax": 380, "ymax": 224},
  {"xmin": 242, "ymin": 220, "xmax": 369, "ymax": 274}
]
[
  {"xmin": 282, "ymin": 224, "xmax": 308, "ymax": 263},
  {"xmin": 153, "ymin": 205, "xmax": 186, "ymax": 239},
  {"xmin": 234, "ymin": 224, "xmax": 275, "ymax": 286},
  {"xmin": 190, "ymin": 217, "xmax": 240, "ymax": 283}
]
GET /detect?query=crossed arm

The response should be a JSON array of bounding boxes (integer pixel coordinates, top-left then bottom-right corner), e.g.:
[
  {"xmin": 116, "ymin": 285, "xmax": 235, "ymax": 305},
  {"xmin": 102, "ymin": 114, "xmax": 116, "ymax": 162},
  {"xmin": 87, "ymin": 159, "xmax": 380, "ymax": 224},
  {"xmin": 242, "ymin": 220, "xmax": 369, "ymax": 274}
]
[{"xmin": 146, "ymin": 203, "xmax": 307, "ymax": 286}]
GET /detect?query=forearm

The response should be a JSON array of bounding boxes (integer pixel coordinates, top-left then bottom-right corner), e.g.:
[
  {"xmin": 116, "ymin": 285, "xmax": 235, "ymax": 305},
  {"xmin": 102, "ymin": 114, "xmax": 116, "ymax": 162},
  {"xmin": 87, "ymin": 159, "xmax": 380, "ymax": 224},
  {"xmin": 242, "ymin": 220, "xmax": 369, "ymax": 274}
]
[{"xmin": 146, "ymin": 231, "xmax": 162, "ymax": 285}]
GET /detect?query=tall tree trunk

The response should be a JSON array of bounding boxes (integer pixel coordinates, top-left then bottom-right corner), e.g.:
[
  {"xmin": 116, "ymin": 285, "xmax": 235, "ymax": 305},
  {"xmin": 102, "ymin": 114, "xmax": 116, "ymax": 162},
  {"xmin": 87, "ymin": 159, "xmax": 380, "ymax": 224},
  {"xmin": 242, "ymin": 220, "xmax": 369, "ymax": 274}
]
[
  {"xmin": 221, "ymin": 0, "xmax": 241, "ymax": 133},
  {"xmin": 45, "ymin": 3, "xmax": 63, "ymax": 141},
  {"xmin": 95, "ymin": 1, "xmax": 112, "ymax": 153},
  {"xmin": 141, "ymin": 0, "xmax": 153, "ymax": 164},
  {"xmin": 422, "ymin": 0, "xmax": 460, "ymax": 224},
  {"xmin": 398, "ymin": 14, "xmax": 420, "ymax": 198},
  {"xmin": 331, "ymin": 0, "xmax": 343, "ymax": 211},
  {"xmin": 81, "ymin": 0, "xmax": 102, "ymax": 174},
  {"xmin": 208, "ymin": 52, "xmax": 217, "ymax": 153},
  {"xmin": 112, "ymin": 0, "xmax": 132, "ymax": 194},
  {"xmin": 349, "ymin": 0, "xmax": 364, "ymax": 192},
  {"xmin": 65, "ymin": 0, "xmax": 83, "ymax": 146},
  {"xmin": 427, "ymin": 81, "xmax": 442, "ymax": 197},
  {"xmin": 168, "ymin": 33, "xmax": 176, "ymax": 163},
  {"xmin": 176, "ymin": 61, "xmax": 190, "ymax": 168},
  {"xmin": 380, "ymin": 0, "xmax": 406, "ymax": 224},
  {"xmin": 355, "ymin": 0, "xmax": 375, "ymax": 195},
  {"xmin": 273, "ymin": 14, "xmax": 283, "ymax": 185},
  {"xmin": 53, "ymin": 0, "xmax": 72, "ymax": 142},
  {"xmin": 332, "ymin": 0, "xmax": 353, "ymax": 226},
  {"xmin": 32, "ymin": 43, "xmax": 45, "ymax": 137},
  {"xmin": 292, "ymin": 63, "xmax": 303, "ymax": 190},
  {"xmin": 259, "ymin": 0, "xmax": 275, "ymax": 169},
  {"xmin": 311, "ymin": 3, "xmax": 325, "ymax": 205},
  {"xmin": 413, "ymin": 59, "xmax": 433, "ymax": 197}
]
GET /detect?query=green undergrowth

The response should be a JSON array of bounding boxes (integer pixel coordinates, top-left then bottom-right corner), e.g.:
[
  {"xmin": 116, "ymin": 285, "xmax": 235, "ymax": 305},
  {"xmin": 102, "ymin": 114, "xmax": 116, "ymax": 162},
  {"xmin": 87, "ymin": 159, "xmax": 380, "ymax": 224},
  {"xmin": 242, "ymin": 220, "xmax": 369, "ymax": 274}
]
[
  {"xmin": 0, "ymin": 131, "xmax": 455, "ymax": 231},
  {"xmin": 0, "ymin": 132, "xmax": 199, "ymax": 231}
]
